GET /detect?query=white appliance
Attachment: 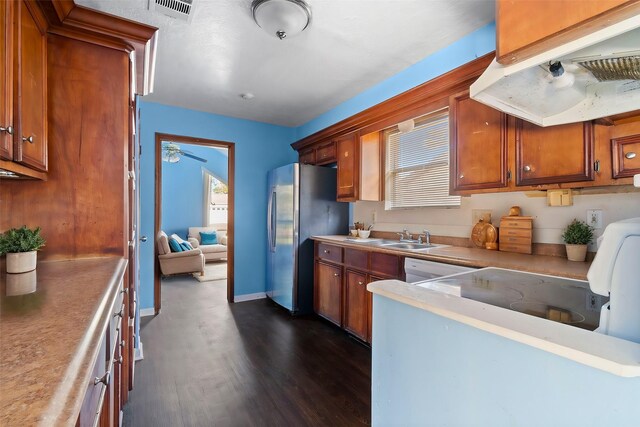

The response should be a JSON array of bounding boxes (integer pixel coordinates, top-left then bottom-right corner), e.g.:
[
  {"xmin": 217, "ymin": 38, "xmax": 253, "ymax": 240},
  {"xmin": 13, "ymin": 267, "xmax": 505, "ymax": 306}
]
[
  {"xmin": 404, "ymin": 258, "xmax": 475, "ymax": 283},
  {"xmin": 471, "ymin": 16, "xmax": 640, "ymax": 127},
  {"xmin": 588, "ymin": 217, "xmax": 640, "ymax": 343}
]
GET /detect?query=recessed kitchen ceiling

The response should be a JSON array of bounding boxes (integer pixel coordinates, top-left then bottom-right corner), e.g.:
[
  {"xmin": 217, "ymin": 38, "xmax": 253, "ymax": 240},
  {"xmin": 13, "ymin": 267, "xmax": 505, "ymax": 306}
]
[{"xmin": 75, "ymin": 0, "xmax": 495, "ymax": 127}]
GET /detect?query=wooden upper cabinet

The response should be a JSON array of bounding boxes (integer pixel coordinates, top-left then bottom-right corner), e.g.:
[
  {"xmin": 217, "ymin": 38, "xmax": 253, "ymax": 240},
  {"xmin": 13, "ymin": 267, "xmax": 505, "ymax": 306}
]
[
  {"xmin": 450, "ymin": 91, "xmax": 508, "ymax": 192},
  {"xmin": 299, "ymin": 147, "xmax": 316, "ymax": 165},
  {"xmin": 515, "ymin": 120, "xmax": 595, "ymax": 186},
  {"xmin": 336, "ymin": 133, "xmax": 358, "ymax": 201},
  {"xmin": 316, "ymin": 141, "xmax": 336, "ymax": 165},
  {"xmin": 496, "ymin": 0, "xmax": 640, "ymax": 65},
  {"xmin": 611, "ymin": 134, "xmax": 640, "ymax": 178},
  {"xmin": 0, "ymin": 1, "xmax": 13, "ymax": 161},
  {"xmin": 15, "ymin": 0, "xmax": 47, "ymax": 172}
]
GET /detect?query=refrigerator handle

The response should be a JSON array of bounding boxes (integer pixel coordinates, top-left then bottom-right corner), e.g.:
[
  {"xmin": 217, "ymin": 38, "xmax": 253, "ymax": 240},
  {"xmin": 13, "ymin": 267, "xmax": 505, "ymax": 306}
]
[{"xmin": 267, "ymin": 188, "xmax": 277, "ymax": 252}]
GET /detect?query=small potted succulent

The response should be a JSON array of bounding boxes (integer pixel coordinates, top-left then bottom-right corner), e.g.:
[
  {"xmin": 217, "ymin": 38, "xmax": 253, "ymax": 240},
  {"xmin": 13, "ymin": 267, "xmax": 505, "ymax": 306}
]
[
  {"xmin": 0, "ymin": 226, "xmax": 46, "ymax": 273},
  {"xmin": 561, "ymin": 219, "xmax": 594, "ymax": 262}
]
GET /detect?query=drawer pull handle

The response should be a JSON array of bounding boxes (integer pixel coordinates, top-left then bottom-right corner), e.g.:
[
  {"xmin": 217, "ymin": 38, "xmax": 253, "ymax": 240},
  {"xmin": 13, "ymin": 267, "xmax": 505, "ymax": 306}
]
[
  {"xmin": 333, "ymin": 273, "xmax": 339, "ymax": 277},
  {"xmin": 115, "ymin": 355, "xmax": 123, "ymax": 365},
  {"xmin": 94, "ymin": 371, "xmax": 110, "ymax": 386},
  {"xmin": 0, "ymin": 125, "xmax": 12, "ymax": 135},
  {"xmin": 114, "ymin": 307, "xmax": 124, "ymax": 318},
  {"xmin": 626, "ymin": 152, "xmax": 636, "ymax": 159},
  {"xmin": 323, "ymin": 250, "xmax": 329, "ymax": 254},
  {"xmin": 523, "ymin": 165, "xmax": 531, "ymax": 172},
  {"xmin": 459, "ymin": 174, "xmax": 464, "ymax": 179},
  {"xmin": 22, "ymin": 135, "xmax": 34, "ymax": 144},
  {"xmin": 358, "ymin": 281, "xmax": 364, "ymax": 285},
  {"xmin": 120, "ymin": 340, "xmax": 126, "ymax": 348}
]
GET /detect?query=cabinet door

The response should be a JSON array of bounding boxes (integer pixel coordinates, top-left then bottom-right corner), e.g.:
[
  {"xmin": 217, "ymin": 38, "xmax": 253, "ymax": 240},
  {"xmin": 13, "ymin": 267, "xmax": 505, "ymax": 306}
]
[
  {"xmin": 299, "ymin": 147, "xmax": 316, "ymax": 165},
  {"xmin": 0, "ymin": 0, "xmax": 13, "ymax": 160},
  {"xmin": 611, "ymin": 134, "xmax": 640, "ymax": 179},
  {"xmin": 367, "ymin": 275, "xmax": 385, "ymax": 344},
  {"xmin": 15, "ymin": 0, "xmax": 47, "ymax": 171},
  {"xmin": 344, "ymin": 270, "xmax": 368, "ymax": 341},
  {"xmin": 314, "ymin": 261, "xmax": 342, "ymax": 326},
  {"xmin": 450, "ymin": 91, "xmax": 508, "ymax": 192},
  {"xmin": 516, "ymin": 120, "xmax": 594, "ymax": 186},
  {"xmin": 336, "ymin": 133, "xmax": 358, "ymax": 201}
]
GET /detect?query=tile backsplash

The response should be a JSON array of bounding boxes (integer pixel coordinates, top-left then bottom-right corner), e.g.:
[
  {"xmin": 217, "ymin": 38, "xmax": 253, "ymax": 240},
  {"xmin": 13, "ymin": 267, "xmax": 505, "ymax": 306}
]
[{"xmin": 354, "ymin": 190, "xmax": 640, "ymax": 251}]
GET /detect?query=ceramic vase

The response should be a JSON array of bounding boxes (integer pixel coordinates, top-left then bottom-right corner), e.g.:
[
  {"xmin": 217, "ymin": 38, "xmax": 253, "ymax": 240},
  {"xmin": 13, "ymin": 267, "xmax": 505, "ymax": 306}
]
[
  {"xmin": 565, "ymin": 244, "xmax": 587, "ymax": 262},
  {"xmin": 6, "ymin": 251, "xmax": 37, "ymax": 273}
]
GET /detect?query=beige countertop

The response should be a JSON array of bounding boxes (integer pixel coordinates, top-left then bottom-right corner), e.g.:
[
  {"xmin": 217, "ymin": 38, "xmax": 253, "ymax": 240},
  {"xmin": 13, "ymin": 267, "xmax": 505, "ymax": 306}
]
[
  {"xmin": 0, "ymin": 257, "xmax": 127, "ymax": 427},
  {"xmin": 312, "ymin": 235, "xmax": 590, "ymax": 280}
]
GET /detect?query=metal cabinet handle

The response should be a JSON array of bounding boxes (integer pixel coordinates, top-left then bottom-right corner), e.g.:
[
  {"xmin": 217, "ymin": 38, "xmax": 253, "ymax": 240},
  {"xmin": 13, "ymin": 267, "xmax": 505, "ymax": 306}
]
[
  {"xmin": 120, "ymin": 287, "xmax": 129, "ymax": 295},
  {"xmin": 121, "ymin": 340, "xmax": 126, "ymax": 348},
  {"xmin": 22, "ymin": 135, "xmax": 34, "ymax": 144},
  {"xmin": 323, "ymin": 250, "xmax": 329, "ymax": 254},
  {"xmin": 94, "ymin": 371, "xmax": 110, "ymax": 386},
  {"xmin": 115, "ymin": 355, "xmax": 123, "ymax": 365},
  {"xmin": 114, "ymin": 307, "xmax": 124, "ymax": 318},
  {"xmin": 358, "ymin": 281, "xmax": 364, "ymax": 285},
  {"xmin": 626, "ymin": 152, "xmax": 637, "ymax": 159},
  {"xmin": 459, "ymin": 174, "xmax": 464, "ymax": 179},
  {"xmin": 0, "ymin": 125, "xmax": 12, "ymax": 135},
  {"xmin": 333, "ymin": 273, "xmax": 339, "ymax": 277},
  {"xmin": 523, "ymin": 165, "xmax": 531, "ymax": 172}
]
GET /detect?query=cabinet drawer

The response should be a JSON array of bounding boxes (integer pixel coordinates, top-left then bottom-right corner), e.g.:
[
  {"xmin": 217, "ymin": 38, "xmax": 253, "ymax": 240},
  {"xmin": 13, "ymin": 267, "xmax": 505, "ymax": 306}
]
[
  {"xmin": 499, "ymin": 242, "xmax": 532, "ymax": 254},
  {"xmin": 370, "ymin": 252, "xmax": 400, "ymax": 278},
  {"xmin": 317, "ymin": 243, "xmax": 342, "ymax": 263},
  {"xmin": 499, "ymin": 228, "xmax": 531, "ymax": 238},
  {"xmin": 499, "ymin": 235, "xmax": 531, "ymax": 245},
  {"xmin": 344, "ymin": 248, "xmax": 368, "ymax": 270},
  {"xmin": 77, "ymin": 333, "xmax": 108, "ymax": 427},
  {"xmin": 612, "ymin": 134, "xmax": 640, "ymax": 179},
  {"xmin": 499, "ymin": 219, "xmax": 532, "ymax": 229},
  {"xmin": 299, "ymin": 147, "xmax": 316, "ymax": 165},
  {"xmin": 316, "ymin": 142, "xmax": 336, "ymax": 164}
]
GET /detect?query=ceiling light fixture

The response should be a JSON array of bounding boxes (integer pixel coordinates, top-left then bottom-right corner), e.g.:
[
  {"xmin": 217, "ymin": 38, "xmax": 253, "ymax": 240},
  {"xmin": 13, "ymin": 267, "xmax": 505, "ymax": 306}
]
[
  {"xmin": 548, "ymin": 61, "xmax": 575, "ymax": 89},
  {"xmin": 251, "ymin": 0, "xmax": 312, "ymax": 40}
]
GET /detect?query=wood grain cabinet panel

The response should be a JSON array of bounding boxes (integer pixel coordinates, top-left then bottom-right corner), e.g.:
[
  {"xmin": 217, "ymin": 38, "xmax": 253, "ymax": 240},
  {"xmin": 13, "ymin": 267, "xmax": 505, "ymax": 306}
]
[
  {"xmin": 516, "ymin": 120, "xmax": 594, "ymax": 186},
  {"xmin": 344, "ymin": 248, "xmax": 368, "ymax": 270},
  {"xmin": 611, "ymin": 134, "xmax": 640, "ymax": 178},
  {"xmin": 317, "ymin": 242, "xmax": 342, "ymax": 264},
  {"xmin": 450, "ymin": 91, "xmax": 508, "ymax": 192},
  {"xmin": 0, "ymin": 0, "xmax": 13, "ymax": 161},
  {"xmin": 299, "ymin": 147, "xmax": 316, "ymax": 165},
  {"xmin": 344, "ymin": 270, "xmax": 368, "ymax": 341},
  {"xmin": 15, "ymin": 0, "xmax": 47, "ymax": 172},
  {"xmin": 314, "ymin": 261, "xmax": 342, "ymax": 326},
  {"xmin": 316, "ymin": 141, "xmax": 336, "ymax": 165},
  {"xmin": 370, "ymin": 252, "xmax": 400, "ymax": 278},
  {"xmin": 336, "ymin": 133, "xmax": 358, "ymax": 201}
]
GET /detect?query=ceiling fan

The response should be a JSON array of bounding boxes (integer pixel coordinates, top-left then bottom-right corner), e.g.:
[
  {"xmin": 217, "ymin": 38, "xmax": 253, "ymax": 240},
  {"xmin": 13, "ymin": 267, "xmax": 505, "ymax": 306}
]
[{"xmin": 161, "ymin": 142, "xmax": 207, "ymax": 163}]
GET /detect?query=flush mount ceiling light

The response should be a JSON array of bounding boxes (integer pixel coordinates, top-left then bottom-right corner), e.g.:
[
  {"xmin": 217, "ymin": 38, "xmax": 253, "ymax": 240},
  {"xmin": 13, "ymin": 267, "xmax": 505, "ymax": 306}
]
[{"xmin": 251, "ymin": 0, "xmax": 312, "ymax": 40}]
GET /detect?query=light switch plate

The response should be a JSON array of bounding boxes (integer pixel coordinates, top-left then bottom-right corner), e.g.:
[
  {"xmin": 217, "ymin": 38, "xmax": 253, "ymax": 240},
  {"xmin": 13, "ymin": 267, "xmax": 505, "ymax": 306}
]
[{"xmin": 586, "ymin": 209, "xmax": 603, "ymax": 229}]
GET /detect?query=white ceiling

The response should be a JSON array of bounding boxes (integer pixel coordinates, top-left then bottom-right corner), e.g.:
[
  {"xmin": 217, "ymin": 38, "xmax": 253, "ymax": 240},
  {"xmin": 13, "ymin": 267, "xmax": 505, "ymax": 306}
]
[{"xmin": 76, "ymin": 0, "xmax": 495, "ymax": 127}]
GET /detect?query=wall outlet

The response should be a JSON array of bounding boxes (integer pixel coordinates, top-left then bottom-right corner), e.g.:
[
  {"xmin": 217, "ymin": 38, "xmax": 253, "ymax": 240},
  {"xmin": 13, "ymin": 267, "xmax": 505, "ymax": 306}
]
[
  {"xmin": 586, "ymin": 209, "xmax": 603, "ymax": 229},
  {"xmin": 472, "ymin": 209, "xmax": 492, "ymax": 224}
]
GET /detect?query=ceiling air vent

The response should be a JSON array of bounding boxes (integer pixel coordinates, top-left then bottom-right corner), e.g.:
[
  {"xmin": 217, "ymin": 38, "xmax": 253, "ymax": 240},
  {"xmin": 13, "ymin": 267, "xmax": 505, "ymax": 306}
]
[{"xmin": 149, "ymin": 0, "xmax": 194, "ymax": 22}]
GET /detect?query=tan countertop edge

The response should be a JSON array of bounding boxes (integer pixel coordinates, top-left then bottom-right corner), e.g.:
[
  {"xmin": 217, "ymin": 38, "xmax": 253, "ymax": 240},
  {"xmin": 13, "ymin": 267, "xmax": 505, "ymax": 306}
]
[
  {"xmin": 368, "ymin": 280, "xmax": 640, "ymax": 378},
  {"xmin": 41, "ymin": 257, "xmax": 127, "ymax": 427},
  {"xmin": 311, "ymin": 235, "xmax": 590, "ymax": 280}
]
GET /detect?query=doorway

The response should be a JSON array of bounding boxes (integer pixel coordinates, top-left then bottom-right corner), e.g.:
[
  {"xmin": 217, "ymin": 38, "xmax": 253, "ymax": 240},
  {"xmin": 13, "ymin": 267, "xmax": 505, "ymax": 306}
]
[{"xmin": 154, "ymin": 133, "xmax": 235, "ymax": 314}]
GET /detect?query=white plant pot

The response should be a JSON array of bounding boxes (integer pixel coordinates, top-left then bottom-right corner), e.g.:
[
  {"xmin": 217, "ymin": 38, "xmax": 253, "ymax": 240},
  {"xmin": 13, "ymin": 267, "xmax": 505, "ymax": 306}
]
[
  {"xmin": 565, "ymin": 244, "xmax": 588, "ymax": 262},
  {"xmin": 6, "ymin": 251, "xmax": 38, "ymax": 273}
]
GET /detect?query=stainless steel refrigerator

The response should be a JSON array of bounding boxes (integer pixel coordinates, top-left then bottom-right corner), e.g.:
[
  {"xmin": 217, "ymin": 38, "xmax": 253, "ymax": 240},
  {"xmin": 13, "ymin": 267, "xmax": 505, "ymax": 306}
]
[{"xmin": 266, "ymin": 163, "xmax": 349, "ymax": 314}]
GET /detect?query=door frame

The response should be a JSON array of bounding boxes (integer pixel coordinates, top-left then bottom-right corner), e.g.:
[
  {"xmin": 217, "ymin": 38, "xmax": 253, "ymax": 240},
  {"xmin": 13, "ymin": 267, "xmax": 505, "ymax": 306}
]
[{"xmin": 154, "ymin": 133, "xmax": 235, "ymax": 314}]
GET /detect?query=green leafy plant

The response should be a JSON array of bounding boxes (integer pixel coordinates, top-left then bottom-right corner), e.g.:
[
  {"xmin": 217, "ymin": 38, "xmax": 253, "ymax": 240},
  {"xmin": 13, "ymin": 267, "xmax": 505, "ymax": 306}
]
[
  {"xmin": 561, "ymin": 219, "xmax": 594, "ymax": 245},
  {"xmin": 0, "ymin": 226, "xmax": 46, "ymax": 254}
]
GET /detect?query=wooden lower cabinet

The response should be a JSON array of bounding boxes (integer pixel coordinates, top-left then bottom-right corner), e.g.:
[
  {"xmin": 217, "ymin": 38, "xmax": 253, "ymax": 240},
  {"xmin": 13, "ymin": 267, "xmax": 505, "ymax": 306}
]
[
  {"xmin": 344, "ymin": 270, "xmax": 368, "ymax": 341},
  {"xmin": 314, "ymin": 261, "xmax": 343, "ymax": 326}
]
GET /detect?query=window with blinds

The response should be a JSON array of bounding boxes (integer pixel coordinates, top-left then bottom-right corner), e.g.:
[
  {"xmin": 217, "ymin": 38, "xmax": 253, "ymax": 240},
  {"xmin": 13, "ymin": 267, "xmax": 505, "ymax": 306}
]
[{"xmin": 384, "ymin": 109, "xmax": 461, "ymax": 209}]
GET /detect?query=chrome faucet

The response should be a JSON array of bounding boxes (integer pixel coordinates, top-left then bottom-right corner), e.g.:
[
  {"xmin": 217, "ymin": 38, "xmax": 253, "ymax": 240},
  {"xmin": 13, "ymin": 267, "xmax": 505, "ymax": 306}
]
[
  {"xmin": 397, "ymin": 228, "xmax": 415, "ymax": 242},
  {"xmin": 418, "ymin": 230, "xmax": 431, "ymax": 245}
]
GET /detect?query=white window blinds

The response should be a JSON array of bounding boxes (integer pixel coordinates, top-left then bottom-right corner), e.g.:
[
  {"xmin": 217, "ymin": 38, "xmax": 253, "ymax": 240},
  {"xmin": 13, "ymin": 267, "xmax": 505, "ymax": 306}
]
[{"xmin": 385, "ymin": 109, "xmax": 460, "ymax": 209}]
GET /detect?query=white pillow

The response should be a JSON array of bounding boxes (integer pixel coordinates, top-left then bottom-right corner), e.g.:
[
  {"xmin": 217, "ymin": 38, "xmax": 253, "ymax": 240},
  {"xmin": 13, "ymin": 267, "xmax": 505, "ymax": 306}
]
[{"xmin": 170, "ymin": 234, "xmax": 186, "ymax": 244}]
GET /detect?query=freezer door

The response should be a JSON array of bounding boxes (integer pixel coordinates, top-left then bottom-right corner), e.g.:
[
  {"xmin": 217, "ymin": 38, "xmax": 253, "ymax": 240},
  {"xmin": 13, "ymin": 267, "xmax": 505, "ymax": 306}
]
[{"xmin": 266, "ymin": 164, "xmax": 299, "ymax": 311}]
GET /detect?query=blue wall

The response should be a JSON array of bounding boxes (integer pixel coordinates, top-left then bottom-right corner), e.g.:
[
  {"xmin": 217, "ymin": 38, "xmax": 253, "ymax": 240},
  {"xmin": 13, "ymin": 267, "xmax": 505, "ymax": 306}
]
[
  {"xmin": 296, "ymin": 23, "xmax": 495, "ymax": 139},
  {"xmin": 161, "ymin": 143, "xmax": 228, "ymax": 238},
  {"xmin": 139, "ymin": 101, "xmax": 297, "ymax": 309},
  {"xmin": 372, "ymin": 295, "xmax": 640, "ymax": 426}
]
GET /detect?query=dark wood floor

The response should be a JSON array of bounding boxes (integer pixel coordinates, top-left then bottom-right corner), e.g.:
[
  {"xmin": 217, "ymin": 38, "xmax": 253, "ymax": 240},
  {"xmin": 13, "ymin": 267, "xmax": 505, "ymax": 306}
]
[{"xmin": 123, "ymin": 276, "xmax": 371, "ymax": 426}]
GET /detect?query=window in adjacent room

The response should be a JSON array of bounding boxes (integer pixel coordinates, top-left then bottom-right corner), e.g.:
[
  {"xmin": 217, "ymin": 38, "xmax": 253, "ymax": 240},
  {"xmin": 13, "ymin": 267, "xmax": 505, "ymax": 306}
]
[{"xmin": 384, "ymin": 108, "xmax": 461, "ymax": 209}]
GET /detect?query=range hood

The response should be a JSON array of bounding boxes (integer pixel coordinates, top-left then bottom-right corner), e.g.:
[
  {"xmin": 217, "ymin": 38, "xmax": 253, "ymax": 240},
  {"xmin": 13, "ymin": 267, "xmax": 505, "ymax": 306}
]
[{"xmin": 470, "ymin": 16, "xmax": 640, "ymax": 127}]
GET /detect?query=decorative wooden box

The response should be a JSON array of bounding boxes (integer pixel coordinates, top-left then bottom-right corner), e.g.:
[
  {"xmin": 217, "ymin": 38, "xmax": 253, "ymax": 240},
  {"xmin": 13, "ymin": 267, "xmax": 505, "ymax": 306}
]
[{"xmin": 499, "ymin": 216, "xmax": 533, "ymax": 254}]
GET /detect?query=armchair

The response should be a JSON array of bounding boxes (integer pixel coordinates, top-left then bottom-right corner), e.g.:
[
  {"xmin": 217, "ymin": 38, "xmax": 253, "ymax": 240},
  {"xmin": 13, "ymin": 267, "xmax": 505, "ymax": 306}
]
[{"xmin": 157, "ymin": 231, "xmax": 205, "ymax": 276}]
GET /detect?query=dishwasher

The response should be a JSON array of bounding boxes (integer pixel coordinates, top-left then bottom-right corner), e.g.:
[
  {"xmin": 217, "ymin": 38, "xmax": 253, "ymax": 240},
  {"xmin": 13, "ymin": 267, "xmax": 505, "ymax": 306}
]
[{"xmin": 404, "ymin": 258, "xmax": 475, "ymax": 283}]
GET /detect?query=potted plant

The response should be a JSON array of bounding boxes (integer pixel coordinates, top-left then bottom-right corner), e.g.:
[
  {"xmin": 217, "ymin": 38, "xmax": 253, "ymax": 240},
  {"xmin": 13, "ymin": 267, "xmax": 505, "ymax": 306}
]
[
  {"xmin": 0, "ymin": 226, "xmax": 46, "ymax": 273},
  {"xmin": 561, "ymin": 219, "xmax": 594, "ymax": 262}
]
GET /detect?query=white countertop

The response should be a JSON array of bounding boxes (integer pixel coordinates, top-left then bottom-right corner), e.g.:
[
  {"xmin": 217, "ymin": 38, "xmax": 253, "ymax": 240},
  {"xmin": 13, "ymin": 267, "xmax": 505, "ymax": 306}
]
[{"xmin": 368, "ymin": 279, "xmax": 640, "ymax": 377}]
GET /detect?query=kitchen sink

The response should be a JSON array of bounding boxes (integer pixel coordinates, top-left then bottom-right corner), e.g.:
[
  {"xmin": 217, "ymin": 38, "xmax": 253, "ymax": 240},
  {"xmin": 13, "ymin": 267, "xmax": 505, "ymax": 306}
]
[{"xmin": 381, "ymin": 242, "xmax": 442, "ymax": 250}]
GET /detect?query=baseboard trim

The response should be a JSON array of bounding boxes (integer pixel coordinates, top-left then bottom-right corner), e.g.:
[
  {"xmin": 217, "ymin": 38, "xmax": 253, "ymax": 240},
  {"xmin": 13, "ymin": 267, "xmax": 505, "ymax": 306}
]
[
  {"xmin": 135, "ymin": 342, "xmax": 144, "ymax": 361},
  {"xmin": 234, "ymin": 292, "xmax": 266, "ymax": 302},
  {"xmin": 140, "ymin": 308, "xmax": 155, "ymax": 317}
]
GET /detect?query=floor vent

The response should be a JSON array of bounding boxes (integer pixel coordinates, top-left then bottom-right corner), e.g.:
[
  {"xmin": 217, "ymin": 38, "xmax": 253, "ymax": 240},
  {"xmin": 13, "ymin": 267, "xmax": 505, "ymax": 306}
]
[{"xmin": 149, "ymin": 0, "xmax": 194, "ymax": 22}]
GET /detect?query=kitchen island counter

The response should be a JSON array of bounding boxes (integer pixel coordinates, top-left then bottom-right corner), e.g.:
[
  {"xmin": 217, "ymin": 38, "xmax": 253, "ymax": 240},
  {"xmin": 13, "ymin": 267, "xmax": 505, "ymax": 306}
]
[
  {"xmin": 312, "ymin": 235, "xmax": 590, "ymax": 280},
  {"xmin": 0, "ymin": 257, "xmax": 127, "ymax": 427}
]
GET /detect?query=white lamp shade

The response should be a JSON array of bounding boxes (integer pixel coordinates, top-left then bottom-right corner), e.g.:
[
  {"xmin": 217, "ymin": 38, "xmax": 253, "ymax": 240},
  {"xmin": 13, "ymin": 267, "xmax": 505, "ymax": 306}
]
[{"xmin": 252, "ymin": 0, "xmax": 311, "ymax": 39}]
